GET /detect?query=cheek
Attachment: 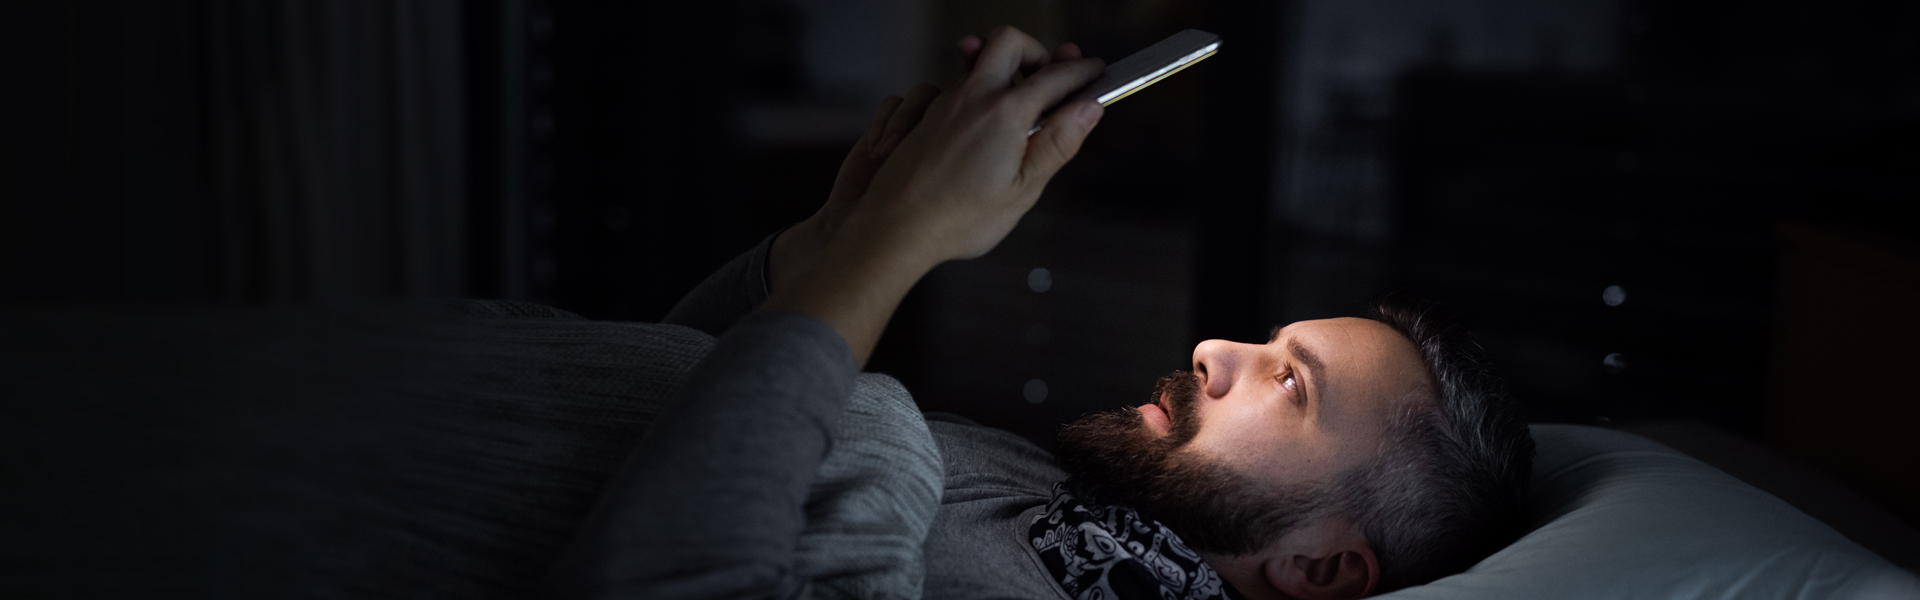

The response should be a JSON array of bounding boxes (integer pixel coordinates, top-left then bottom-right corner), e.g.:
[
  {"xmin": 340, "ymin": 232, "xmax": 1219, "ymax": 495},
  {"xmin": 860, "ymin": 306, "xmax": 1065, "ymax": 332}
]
[{"xmin": 1188, "ymin": 397, "xmax": 1300, "ymax": 466}]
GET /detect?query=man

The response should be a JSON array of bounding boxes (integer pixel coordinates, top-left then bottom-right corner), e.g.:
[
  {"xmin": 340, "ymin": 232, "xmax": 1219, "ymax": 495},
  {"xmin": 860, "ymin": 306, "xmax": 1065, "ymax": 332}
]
[{"xmin": 550, "ymin": 26, "xmax": 1533, "ymax": 600}]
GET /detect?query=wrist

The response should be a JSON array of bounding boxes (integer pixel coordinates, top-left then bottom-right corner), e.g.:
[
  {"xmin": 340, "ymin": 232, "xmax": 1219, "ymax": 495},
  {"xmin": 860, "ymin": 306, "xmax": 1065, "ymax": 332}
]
[
  {"xmin": 834, "ymin": 210, "xmax": 951, "ymax": 276},
  {"xmin": 769, "ymin": 217, "xmax": 830, "ymax": 296},
  {"xmin": 762, "ymin": 219, "xmax": 943, "ymax": 367}
]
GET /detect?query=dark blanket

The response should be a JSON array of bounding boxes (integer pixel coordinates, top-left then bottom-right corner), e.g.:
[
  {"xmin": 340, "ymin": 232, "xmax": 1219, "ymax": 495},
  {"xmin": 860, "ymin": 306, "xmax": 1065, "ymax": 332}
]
[{"xmin": 2, "ymin": 301, "xmax": 714, "ymax": 598}]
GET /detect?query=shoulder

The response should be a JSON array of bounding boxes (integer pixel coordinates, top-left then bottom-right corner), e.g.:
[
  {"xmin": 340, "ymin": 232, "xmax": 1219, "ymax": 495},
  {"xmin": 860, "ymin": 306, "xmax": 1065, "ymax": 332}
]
[{"xmin": 925, "ymin": 413, "xmax": 1067, "ymax": 502}]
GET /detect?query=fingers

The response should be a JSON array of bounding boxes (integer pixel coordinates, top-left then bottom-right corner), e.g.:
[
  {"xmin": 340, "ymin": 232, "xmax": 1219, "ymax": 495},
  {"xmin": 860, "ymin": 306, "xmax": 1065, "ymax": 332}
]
[
  {"xmin": 831, "ymin": 93, "xmax": 911, "ymax": 203},
  {"xmin": 1015, "ymin": 41, "xmax": 1081, "ymax": 78},
  {"xmin": 859, "ymin": 95, "xmax": 905, "ymax": 155},
  {"xmin": 1051, "ymin": 42, "xmax": 1081, "ymax": 62},
  {"xmin": 1008, "ymin": 56, "xmax": 1105, "ymax": 113},
  {"xmin": 961, "ymin": 34, "xmax": 1076, "ymax": 77},
  {"xmin": 875, "ymin": 83, "xmax": 940, "ymax": 159},
  {"xmin": 958, "ymin": 35, "xmax": 983, "ymax": 72},
  {"xmin": 827, "ymin": 96, "xmax": 905, "ymax": 207},
  {"xmin": 966, "ymin": 26, "xmax": 1051, "ymax": 90},
  {"xmin": 959, "ymin": 28, "xmax": 1084, "ymax": 86},
  {"xmin": 1020, "ymin": 99, "xmax": 1103, "ymax": 185}
]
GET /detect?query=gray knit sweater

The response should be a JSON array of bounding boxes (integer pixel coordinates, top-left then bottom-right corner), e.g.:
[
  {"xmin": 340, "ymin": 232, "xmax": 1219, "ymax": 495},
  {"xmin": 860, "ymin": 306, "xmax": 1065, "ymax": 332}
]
[
  {"xmin": 1, "ymin": 235, "xmax": 1068, "ymax": 599},
  {"xmin": 551, "ymin": 235, "xmax": 1071, "ymax": 599}
]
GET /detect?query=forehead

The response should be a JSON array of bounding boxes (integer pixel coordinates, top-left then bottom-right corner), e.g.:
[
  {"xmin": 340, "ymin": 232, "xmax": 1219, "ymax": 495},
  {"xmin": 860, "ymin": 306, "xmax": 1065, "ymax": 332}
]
[{"xmin": 1276, "ymin": 317, "xmax": 1408, "ymax": 352}]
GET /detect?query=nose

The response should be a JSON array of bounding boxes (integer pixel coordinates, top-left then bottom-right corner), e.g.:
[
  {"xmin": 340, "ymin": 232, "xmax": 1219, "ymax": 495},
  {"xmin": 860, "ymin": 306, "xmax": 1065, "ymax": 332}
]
[{"xmin": 1191, "ymin": 339, "xmax": 1256, "ymax": 399}]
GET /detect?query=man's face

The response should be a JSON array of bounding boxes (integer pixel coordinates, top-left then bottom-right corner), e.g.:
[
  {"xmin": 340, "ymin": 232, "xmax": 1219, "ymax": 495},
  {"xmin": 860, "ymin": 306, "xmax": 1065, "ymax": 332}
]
[
  {"xmin": 1159, "ymin": 317, "xmax": 1432, "ymax": 489},
  {"xmin": 1056, "ymin": 317, "xmax": 1433, "ymax": 552}
]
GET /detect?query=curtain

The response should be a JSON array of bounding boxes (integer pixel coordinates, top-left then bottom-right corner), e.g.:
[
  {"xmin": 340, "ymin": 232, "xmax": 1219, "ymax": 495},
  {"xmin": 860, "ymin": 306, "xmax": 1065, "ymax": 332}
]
[{"xmin": 204, "ymin": 0, "xmax": 465, "ymax": 304}]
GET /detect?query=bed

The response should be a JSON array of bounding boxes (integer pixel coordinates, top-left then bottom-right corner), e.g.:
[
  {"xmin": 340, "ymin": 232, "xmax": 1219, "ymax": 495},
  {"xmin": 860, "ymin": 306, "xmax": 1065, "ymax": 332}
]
[{"xmin": 4, "ymin": 304, "xmax": 1913, "ymax": 597}]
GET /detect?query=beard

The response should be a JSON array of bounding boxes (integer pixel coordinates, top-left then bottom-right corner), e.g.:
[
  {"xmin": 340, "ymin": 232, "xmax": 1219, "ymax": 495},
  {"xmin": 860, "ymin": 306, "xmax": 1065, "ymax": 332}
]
[{"xmin": 1055, "ymin": 371, "xmax": 1326, "ymax": 556}]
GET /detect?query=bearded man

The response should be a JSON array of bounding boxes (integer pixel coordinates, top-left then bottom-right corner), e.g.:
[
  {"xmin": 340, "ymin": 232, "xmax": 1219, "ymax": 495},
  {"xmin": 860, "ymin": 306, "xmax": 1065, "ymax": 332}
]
[{"xmin": 549, "ymin": 26, "xmax": 1532, "ymax": 600}]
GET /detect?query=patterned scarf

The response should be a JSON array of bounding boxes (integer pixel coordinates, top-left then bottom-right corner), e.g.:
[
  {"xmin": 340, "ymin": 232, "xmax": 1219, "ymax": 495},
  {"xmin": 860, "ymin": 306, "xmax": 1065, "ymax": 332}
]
[{"xmin": 1028, "ymin": 483, "xmax": 1240, "ymax": 600}]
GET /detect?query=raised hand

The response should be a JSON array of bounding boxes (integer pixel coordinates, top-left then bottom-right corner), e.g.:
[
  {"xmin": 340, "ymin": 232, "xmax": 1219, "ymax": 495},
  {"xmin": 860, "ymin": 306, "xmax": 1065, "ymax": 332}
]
[
  {"xmin": 769, "ymin": 34, "xmax": 1090, "ymax": 296},
  {"xmin": 765, "ymin": 26, "xmax": 1104, "ymax": 366},
  {"xmin": 847, "ymin": 26, "xmax": 1105, "ymax": 264},
  {"xmin": 769, "ymin": 83, "xmax": 941, "ymax": 296}
]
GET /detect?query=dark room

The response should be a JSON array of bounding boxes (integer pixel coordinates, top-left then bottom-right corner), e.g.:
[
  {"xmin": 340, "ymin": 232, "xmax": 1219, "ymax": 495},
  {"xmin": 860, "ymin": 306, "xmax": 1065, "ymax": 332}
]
[{"xmin": 4, "ymin": 0, "xmax": 1917, "ymax": 597}]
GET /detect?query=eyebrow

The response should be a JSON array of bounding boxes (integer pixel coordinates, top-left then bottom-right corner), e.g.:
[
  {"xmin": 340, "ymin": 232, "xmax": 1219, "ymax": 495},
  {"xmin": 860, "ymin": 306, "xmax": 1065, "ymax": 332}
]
[{"xmin": 1288, "ymin": 338, "xmax": 1326, "ymax": 405}]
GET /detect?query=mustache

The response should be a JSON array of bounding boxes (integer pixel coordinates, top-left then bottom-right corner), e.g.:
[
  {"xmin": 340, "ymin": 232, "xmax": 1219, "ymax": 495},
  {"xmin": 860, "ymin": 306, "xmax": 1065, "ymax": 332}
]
[{"xmin": 1151, "ymin": 370, "xmax": 1203, "ymax": 441}]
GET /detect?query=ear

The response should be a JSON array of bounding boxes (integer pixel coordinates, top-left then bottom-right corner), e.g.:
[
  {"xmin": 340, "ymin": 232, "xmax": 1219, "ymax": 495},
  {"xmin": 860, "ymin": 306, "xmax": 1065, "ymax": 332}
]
[{"xmin": 1262, "ymin": 519, "xmax": 1379, "ymax": 600}]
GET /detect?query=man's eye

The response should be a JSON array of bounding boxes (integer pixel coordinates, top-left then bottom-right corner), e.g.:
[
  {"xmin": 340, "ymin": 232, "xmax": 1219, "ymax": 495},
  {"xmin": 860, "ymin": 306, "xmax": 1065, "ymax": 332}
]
[{"xmin": 1280, "ymin": 374, "xmax": 1297, "ymax": 392}]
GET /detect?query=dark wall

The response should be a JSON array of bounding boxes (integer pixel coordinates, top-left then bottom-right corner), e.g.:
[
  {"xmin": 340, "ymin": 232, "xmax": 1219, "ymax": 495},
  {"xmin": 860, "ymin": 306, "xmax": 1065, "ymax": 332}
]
[
  {"xmin": 2, "ymin": 2, "xmax": 211, "ymax": 305},
  {"xmin": 5, "ymin": 1, "xmax": 478, "ymax": 306},
  {"xmin": 542, "ymin": 0, "xmax": 756, "ymax": 320},
  {"xmin": 1385, "ymin": 0, "xmax": 1919, "ymax": 436},
  {"xmin": 4, "ymin": 0, "xmax": 1914, "ymax": 446}
]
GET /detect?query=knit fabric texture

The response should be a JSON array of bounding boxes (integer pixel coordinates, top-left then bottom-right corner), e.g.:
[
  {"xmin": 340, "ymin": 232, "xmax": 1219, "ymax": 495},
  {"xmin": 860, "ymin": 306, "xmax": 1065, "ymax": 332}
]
[{"xmin": 1, "ymin": 300, "xmax": 939, "ymax": 599}]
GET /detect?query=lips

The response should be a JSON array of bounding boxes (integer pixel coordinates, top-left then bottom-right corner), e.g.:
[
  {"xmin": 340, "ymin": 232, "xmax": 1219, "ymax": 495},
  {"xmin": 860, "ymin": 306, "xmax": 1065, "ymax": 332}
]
[
  {"xmin": 1138, "ymin": 399, "xmax": 1172, "ymax": 436},
  {"xmin": 1141, "ymin": 370, "xmax": 1197, "ymax": 438}
]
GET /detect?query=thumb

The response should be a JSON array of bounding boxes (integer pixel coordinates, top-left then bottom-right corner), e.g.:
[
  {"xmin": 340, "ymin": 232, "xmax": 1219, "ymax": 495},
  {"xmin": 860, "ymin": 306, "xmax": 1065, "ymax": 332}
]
[{"xmin": 1020, "ymin": 99, "xmax": 1103, "ymax": 186}]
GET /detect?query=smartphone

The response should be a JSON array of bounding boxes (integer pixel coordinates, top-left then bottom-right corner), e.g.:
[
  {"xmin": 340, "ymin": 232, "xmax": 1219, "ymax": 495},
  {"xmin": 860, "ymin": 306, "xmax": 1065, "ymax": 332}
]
[{"xmin": 1030, "ymin": 29, "xmax": 1222, "ymax": 135}]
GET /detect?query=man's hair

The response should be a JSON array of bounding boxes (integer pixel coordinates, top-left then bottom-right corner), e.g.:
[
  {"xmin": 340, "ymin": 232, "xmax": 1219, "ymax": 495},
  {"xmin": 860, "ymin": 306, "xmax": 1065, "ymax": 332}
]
[{"xmin": 1340, "ymin": 289, "xmax": 1535, "ymax": 592}]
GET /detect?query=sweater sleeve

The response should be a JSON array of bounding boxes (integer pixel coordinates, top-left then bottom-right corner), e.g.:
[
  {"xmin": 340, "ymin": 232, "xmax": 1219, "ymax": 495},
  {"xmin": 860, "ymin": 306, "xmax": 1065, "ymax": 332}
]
[
  {"xmin": 547, "ymin": 309, "xmax": 856, "ymax": 600},
  {"xmin": 659, "ymin": 232, "xmax": 780, "ymax": 336}
]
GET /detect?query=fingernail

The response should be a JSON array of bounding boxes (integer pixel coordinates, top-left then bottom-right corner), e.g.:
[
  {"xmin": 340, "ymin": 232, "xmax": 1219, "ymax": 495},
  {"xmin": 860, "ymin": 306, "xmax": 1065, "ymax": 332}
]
[{"xmin": 1078, "ymin": 103, "xmax": 1103, "ymax": 127}]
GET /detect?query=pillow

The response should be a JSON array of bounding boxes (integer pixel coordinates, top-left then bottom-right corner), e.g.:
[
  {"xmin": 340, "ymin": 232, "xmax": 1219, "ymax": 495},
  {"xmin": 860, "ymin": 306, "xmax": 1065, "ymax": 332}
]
[{"xmin": 1378, "ymin": 424, "xmax": 1917, "ymax": 599}]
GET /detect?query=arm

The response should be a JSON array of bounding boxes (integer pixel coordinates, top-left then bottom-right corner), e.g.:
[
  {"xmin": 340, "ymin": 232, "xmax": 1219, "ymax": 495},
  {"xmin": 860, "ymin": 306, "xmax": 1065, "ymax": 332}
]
[
  {"xmin": 768, "ymin": 29, "xmax": 1106, "ymax": 365},
  {"xmin": 656, "ymin": 234, "xmax": 775, "ymax": 336},
  {"xmin": 547, "ymin": 310, "xmax": 856, "ymax": 599},
  {"xmin": 548, "ymin": 27, "xmax": 1105, "ymax": 599},
  {"xmin": 660, "ymin": 84, "xmax": 940, "ymax": 337}
]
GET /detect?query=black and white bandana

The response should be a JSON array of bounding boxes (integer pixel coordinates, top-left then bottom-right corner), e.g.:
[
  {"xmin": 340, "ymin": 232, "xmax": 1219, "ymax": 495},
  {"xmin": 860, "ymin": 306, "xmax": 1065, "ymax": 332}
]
[{"xmin": 1028, "ymin": 483, "xmax": 1240, "ymax": 600}]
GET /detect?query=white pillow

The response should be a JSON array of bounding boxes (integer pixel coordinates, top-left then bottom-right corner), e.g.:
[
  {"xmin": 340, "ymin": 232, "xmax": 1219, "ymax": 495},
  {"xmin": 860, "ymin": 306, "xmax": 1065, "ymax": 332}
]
[{"xmin": 1378, "ymin": 424, "xmax": 1918, "ymax": 599}]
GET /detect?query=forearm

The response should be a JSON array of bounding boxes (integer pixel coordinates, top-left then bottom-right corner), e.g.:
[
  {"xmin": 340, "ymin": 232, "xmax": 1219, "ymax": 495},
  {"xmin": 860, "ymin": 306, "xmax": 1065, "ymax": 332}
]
[
  {"xmin": 660, "ymin": 234, "xmax": 777, "ymax": 336},
  {"xmin": 767, "ymin": 219, "xmax": 825, "ymax": 299},
  {"xmin": 762, "ymin": 223, "xmax": 940, "ymax": 368}
]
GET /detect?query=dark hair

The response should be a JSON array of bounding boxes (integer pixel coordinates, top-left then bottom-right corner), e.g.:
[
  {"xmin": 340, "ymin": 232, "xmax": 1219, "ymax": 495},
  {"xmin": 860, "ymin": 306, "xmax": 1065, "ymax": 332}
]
[{"xmin": 1342, "ymin": 289, "xmax": 1535, "ymax": 592}]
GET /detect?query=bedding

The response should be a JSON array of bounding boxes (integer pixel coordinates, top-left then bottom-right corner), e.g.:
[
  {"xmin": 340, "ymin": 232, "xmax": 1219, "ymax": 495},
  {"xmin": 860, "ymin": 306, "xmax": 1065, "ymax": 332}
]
[
  {"xmin": 1379, "ymin": 424, "xmax": 1918, "ymax": 599},
  {"xmin": 2, "ymin": 303, "xmax": 936, "ymax": 599},
  {"xmin": 5, "ymin": 303, "xmax": 1911, "ymax": 597}
]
